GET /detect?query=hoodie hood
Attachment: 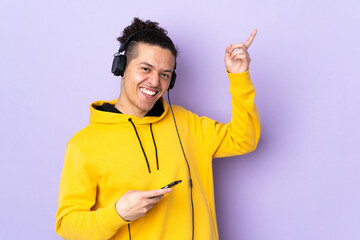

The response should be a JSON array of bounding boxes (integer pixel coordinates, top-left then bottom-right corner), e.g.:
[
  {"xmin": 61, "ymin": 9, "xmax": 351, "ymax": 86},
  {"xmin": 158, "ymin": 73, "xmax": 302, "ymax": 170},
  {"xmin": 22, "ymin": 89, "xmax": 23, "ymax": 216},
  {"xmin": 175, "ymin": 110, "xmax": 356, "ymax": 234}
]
[{"xmin": 89, "ymin": 97, "xmax": 169, "ymax": 125}]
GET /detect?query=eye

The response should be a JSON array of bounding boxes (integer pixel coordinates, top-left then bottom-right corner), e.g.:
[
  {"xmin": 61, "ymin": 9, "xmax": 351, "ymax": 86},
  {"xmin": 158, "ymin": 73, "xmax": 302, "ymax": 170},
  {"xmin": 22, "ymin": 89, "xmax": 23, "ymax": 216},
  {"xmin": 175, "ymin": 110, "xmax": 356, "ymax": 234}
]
[
  {"xmin": 143, "ymin": 67, "xmax": 150, "ymax": 72},
  {"xmin": 161, "ymin": 73, "xmax": 170, "ymax": 79}
]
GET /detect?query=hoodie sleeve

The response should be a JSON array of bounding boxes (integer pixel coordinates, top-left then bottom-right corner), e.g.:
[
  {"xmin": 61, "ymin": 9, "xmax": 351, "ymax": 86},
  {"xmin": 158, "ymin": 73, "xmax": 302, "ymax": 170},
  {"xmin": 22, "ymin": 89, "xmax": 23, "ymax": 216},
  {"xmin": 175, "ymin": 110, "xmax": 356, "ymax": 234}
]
[
  {"xmin": 56, "ymin": 141, "xmax": 128, "ymax": 240},
  {"xmin": 187, "ymin": 70, "xmax": 261, "ymax": 158}
]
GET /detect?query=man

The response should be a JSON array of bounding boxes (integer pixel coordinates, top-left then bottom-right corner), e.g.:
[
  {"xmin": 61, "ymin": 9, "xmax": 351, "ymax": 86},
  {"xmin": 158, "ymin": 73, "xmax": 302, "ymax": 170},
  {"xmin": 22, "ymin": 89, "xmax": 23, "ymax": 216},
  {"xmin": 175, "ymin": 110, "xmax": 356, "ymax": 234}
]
[{"xmin": 56, "ymin": 17, "xmax": 260, "ymax": 240}]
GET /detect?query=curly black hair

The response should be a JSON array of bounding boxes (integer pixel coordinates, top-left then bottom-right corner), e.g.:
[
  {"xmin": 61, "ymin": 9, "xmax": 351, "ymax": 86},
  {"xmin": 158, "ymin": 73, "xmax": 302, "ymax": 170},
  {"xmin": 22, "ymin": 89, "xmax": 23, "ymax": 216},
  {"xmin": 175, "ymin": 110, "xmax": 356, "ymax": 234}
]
[{"xmin": 117, "ymin": 17, "xmax": 178, "ymax": 65}]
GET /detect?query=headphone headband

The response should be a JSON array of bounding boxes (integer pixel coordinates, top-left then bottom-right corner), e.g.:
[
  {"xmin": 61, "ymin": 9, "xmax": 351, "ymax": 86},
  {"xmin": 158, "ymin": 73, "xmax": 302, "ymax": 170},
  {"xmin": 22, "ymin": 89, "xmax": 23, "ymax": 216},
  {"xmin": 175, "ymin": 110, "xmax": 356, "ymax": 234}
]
[
  {"xmin": 118, "ymin": 29, "xmax": 175, "ymax": 53},
  {"xmin": 118, "ymin": 29, "xmax": 149, "ymax": 53}
]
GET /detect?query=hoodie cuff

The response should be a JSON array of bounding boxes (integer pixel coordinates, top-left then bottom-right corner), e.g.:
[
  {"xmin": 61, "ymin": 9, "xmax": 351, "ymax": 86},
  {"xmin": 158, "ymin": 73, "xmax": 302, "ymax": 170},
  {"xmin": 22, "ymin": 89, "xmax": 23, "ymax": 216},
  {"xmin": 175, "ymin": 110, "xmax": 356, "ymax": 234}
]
[
  {"xmin": 226, "ymin": 70, "xmax": 254, "ymax": 94},
  {"xmin": 96, "ymin": 201, "xmax": 129, "ymax": 235}
]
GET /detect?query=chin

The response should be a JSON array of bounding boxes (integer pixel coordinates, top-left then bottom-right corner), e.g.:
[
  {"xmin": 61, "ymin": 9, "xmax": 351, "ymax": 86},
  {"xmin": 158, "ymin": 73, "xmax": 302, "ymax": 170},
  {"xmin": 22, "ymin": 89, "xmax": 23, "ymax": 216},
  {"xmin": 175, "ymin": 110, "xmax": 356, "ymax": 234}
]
[{"xmin": 137, "ymin": 102, "xmax": 156, "ymax": 113}]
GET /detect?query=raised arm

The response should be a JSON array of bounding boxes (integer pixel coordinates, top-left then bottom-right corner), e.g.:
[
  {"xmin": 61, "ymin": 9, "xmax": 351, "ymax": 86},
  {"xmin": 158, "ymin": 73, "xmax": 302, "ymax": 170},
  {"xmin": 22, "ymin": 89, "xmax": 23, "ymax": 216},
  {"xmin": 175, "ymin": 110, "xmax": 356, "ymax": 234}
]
[{"xmin": 185, "ymin": 30, "xmax": 260, "ymax": 158}]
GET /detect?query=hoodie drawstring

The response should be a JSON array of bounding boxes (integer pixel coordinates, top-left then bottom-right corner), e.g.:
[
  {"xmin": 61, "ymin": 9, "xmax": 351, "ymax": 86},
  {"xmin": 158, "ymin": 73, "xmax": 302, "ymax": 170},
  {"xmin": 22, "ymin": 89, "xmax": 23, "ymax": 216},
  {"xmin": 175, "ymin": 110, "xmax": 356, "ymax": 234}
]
[
  {"xmin": 128, "ymin": 118, "xmax": 159, "ymax": 173},
  {"xmin": 128, "ymin": 118, "xmax": 151, "ymax": 173},
  {"xmin": 150, "ymin": 123, "xmax": 159, "ymax": 170}
]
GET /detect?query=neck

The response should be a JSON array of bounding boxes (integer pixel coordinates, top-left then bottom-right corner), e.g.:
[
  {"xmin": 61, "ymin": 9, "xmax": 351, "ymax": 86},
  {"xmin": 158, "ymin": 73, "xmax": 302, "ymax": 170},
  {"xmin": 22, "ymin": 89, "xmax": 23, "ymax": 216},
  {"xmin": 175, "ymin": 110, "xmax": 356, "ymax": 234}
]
[{"xmin": 114, "ymin": 97, "xmax": 146, "ymax": 118}]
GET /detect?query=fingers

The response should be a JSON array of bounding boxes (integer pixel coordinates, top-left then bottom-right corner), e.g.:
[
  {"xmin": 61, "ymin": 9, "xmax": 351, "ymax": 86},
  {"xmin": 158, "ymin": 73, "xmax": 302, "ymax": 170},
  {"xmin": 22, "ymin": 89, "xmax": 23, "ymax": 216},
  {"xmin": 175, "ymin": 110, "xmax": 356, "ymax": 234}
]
[
  {"xmin": 230, "ymin": 47, "xmax": 250, "ymax": 61},
  {"xmin": 141, "ymin": 190, "xmax": 169, "ymax": 214},
  {"xmin": 142, "ymin": 188, "xmax": 172, "ymax": 199},
  {"xmin": 230, "ymin": 47, "xmax": 246, "ymax": 57},
  {"xmin": 244, "ymin": 29, "xmax": 257, "ymax": 49},
  {"xmin": 227, "ymin": 29, "xmax": 257, "ymax": 53},
  {"xmin": 146, "ymin": 195, "xmax": 163, "ymax": 205},
  {"xmin": 115, "ymin": 188, "xmax": 172, "ymax": 222},
  {"xmin": 232, "ymin": 54, "xmax": 251, "ymax": 63},
  {"xmin": 225, "ymin": 44, "xmax": 232, "ymax": 54},
  {"xmin": 228, "ymin": 42, "xmax": 247, "ymax": 54}
]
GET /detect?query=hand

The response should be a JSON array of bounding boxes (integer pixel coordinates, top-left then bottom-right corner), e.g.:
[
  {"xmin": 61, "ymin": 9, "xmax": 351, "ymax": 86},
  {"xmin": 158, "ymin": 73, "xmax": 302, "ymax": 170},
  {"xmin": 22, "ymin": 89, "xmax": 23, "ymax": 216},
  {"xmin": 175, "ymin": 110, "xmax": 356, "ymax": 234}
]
[
  {"xmin": 224, "ymin": 29, "xmax": 257, "ymax": 73},
  {"xmin": 115, "ymin": 188, "xmax": 172, "ymax": 222}
]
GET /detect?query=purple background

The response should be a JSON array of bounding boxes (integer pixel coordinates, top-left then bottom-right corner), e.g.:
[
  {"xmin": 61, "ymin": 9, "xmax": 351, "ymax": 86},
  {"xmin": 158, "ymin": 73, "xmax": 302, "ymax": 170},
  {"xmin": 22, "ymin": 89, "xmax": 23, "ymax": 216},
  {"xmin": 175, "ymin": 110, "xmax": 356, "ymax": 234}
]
[{"xmin": 1, "ymin": 0, "xmax": 359, "ymax": 239}]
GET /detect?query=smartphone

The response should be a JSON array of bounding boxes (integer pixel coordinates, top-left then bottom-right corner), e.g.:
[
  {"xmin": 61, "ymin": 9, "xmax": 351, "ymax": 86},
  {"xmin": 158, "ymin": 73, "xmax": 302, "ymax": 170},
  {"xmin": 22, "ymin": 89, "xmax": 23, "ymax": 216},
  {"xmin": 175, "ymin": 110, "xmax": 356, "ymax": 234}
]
[{"xmin": 161, "ymin": 180, "xmax": 182, "ymax": 189}]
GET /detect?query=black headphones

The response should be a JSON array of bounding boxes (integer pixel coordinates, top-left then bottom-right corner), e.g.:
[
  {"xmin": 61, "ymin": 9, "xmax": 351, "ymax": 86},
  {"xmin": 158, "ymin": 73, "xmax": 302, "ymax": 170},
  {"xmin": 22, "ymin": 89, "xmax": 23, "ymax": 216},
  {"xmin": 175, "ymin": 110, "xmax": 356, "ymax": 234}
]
[{"xmin": 111, "ymin": 29, "xmax": 177, "ymax": 90}]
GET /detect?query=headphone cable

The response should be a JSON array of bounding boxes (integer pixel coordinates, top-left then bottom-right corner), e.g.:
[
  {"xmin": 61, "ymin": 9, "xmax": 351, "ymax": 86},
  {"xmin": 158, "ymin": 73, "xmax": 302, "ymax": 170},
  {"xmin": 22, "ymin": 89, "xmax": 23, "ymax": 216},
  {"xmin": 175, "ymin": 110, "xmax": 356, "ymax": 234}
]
[{"xmin": 167, "ymin": 90, "xmax": 194, "ymax": 240}]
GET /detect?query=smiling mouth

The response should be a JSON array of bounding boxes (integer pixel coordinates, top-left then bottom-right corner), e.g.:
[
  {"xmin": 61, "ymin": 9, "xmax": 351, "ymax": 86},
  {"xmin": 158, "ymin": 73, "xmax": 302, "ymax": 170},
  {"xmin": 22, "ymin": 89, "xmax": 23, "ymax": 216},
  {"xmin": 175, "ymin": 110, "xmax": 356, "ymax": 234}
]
[{"xmin": 140, "ymin": 87, "xmax": 158, "ymax": 97}]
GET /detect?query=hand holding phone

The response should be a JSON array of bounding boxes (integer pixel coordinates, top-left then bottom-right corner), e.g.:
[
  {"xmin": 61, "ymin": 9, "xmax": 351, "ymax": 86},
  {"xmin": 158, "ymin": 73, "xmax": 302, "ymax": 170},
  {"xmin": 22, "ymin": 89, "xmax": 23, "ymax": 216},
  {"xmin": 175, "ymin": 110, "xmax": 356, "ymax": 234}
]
[
  {"xmin": 161, "ymin": 180, "xmax": 182, "ymax": 189},
  {"xmin": 116, "ymin": 188, "xmax": 172, "ymax": 222},
  {"xmin": 148, "ymin": 180, "xmax": 182, "ymax": 199}
]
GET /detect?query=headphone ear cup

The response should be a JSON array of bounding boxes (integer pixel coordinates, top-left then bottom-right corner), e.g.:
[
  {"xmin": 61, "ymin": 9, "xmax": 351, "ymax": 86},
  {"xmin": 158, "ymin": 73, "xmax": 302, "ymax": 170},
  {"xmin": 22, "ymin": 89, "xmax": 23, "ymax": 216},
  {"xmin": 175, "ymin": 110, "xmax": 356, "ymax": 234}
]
[
  {"xmin": 169, "ymin": 71, "xmax": 176, "ymax": 90},
  {"xmin": 111, "ymin": 55, "xmax": 127, "ymax": 77}
]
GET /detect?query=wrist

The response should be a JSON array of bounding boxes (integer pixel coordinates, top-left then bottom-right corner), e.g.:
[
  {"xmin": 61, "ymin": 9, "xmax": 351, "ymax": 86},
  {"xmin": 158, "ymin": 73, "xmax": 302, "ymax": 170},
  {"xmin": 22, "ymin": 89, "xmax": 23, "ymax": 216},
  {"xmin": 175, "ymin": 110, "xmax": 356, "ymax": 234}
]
[{"xmin": 115, "ymin": 200, "xmax": 130, "ymax": 222}]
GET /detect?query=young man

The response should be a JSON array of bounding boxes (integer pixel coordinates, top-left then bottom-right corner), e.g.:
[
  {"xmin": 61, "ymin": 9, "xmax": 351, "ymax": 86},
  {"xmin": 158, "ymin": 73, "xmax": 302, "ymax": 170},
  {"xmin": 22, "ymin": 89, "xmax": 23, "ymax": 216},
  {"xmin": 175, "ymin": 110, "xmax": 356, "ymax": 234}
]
[{"xmin": 56, "ymin": 17, "xmax": 260, "ymax": 240}]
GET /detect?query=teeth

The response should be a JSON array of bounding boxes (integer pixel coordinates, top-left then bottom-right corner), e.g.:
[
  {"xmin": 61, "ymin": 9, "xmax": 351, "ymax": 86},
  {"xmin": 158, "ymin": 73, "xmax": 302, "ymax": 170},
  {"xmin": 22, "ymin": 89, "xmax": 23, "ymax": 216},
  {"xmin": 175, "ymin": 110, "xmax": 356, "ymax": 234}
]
[{"xmin": 140, "ymin": 88, "xmax": 156, "ymax": 96}]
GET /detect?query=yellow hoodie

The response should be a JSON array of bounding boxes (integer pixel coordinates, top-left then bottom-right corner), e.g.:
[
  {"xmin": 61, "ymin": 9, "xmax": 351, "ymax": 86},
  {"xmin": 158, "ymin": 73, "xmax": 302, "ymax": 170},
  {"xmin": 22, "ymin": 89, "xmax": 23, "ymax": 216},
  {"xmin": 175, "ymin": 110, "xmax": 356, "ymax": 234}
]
[{"xmin": 56, "ymin": 70, "xmax": 261, "ymax": 240}]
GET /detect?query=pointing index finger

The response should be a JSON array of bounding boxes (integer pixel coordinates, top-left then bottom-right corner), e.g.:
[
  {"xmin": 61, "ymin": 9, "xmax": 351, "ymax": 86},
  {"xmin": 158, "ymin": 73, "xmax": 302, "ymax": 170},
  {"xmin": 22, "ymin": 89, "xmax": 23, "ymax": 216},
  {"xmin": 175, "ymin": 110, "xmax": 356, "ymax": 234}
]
[{"xmin": 244, "ymin": 29, "xmax": 257, "ymax": 49}]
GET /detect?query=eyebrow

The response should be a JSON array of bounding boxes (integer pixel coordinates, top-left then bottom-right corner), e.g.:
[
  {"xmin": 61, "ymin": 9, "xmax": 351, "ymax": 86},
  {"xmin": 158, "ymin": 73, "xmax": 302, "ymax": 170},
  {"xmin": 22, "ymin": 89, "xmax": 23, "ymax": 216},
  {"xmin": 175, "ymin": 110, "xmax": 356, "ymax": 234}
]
[{"xmin": 138, "ymin": 62, "xmax": 173, "ymax": 73}]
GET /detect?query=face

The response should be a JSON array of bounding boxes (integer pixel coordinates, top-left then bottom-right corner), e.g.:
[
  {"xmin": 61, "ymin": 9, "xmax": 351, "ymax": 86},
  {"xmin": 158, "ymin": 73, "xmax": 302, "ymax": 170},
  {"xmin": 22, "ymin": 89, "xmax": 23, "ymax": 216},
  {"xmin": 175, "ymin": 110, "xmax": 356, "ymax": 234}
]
[{"xmin": 117, "ymin": 43, "xmax": 176, "ymax": 118}]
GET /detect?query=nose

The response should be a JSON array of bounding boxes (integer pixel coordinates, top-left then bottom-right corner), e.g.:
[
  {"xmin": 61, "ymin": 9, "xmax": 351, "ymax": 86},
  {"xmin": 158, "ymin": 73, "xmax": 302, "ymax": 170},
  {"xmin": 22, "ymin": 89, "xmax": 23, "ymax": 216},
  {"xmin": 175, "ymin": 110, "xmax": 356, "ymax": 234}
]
[{"xmin": 147, "ymin": 72, "xmax": 160, "ymax": 87}]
